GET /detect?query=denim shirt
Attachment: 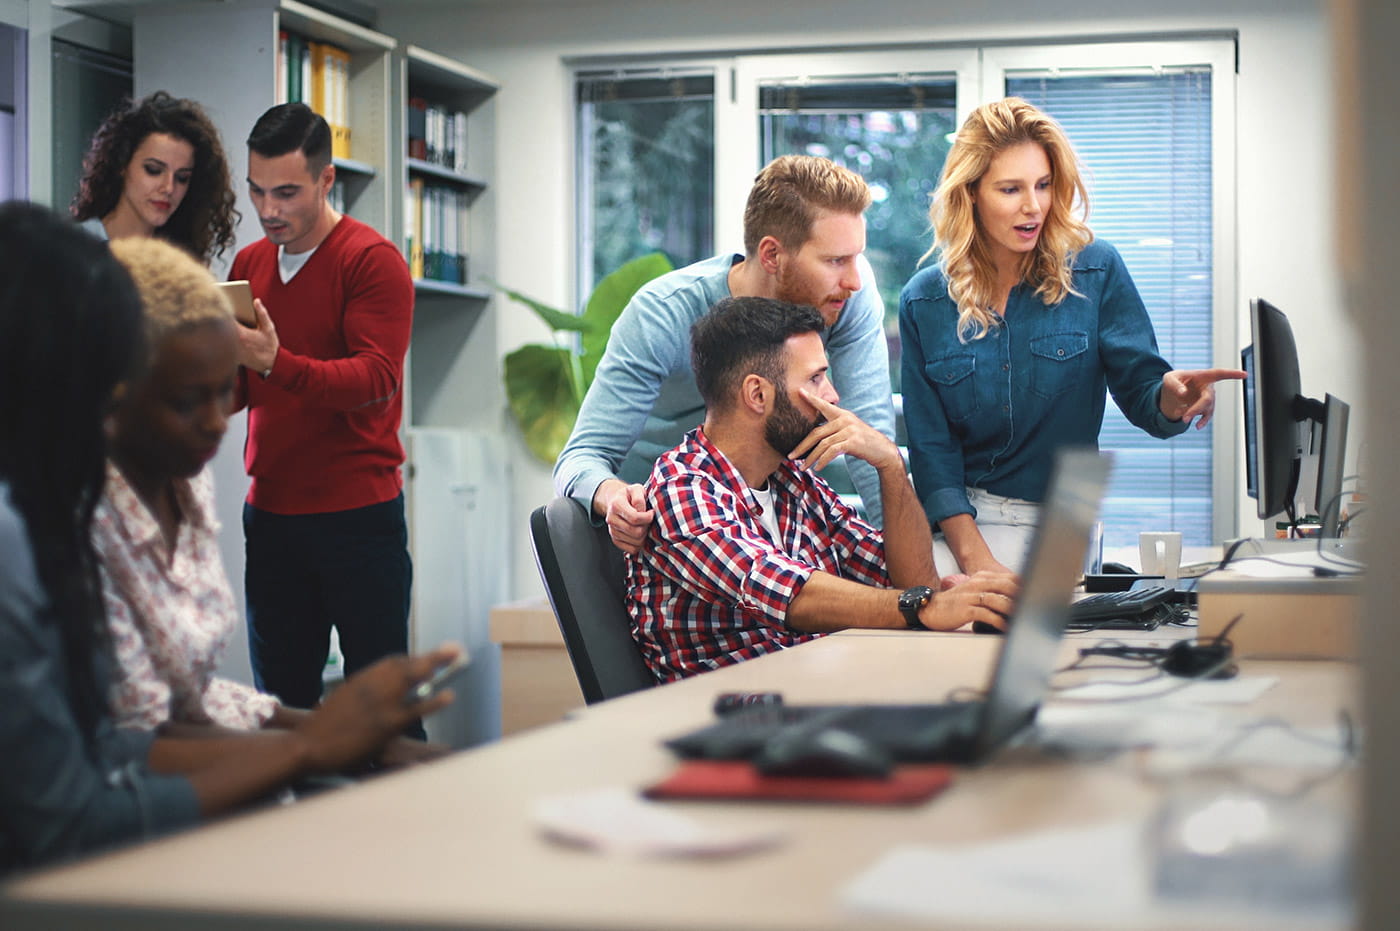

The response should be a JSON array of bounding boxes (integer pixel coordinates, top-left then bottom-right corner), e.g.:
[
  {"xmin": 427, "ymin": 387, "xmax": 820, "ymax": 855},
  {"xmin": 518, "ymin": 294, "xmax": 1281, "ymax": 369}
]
[
  {"xmin": 899, "ymin": 239, "xmax": 1186, "ymax": 525},
  {"xmin": 553, "ymin": 252, "xmax": 895, "ymax": 525},
  {"xmin": 0, "ymin": 483, "xmax": 200, "ymax": 873}
]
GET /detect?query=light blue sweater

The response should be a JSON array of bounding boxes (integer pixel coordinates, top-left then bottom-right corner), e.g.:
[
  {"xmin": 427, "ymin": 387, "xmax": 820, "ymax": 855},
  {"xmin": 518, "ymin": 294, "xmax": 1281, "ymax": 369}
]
[{"xmin": 554, "ymin": 252, "xmax": 896, "ymax": 525}]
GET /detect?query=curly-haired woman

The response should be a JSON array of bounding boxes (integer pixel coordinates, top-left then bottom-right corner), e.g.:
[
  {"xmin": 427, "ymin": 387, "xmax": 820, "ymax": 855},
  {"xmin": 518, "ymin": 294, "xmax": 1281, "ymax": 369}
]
[{"xmin": 71, "ymin": 90, "xmax": 239, "ymax": 265}]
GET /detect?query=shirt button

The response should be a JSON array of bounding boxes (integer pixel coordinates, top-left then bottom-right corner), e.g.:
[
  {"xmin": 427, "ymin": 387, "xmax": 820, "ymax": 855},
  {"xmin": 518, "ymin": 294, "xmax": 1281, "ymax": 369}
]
[
  {"xmin": 1002, "ymin": 364, "xmax": 1009, "ymax": 371},
  {"xmin": 1057, "ymin": 349, "xmax": 1065, "ymax": 357}
]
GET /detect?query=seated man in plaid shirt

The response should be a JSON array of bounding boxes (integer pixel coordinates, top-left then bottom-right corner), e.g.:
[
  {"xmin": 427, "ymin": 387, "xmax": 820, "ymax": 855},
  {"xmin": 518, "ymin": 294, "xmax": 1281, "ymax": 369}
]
[{"xmin": 626, "ymin": 296, "xmax": 1020, "ymax": 682}]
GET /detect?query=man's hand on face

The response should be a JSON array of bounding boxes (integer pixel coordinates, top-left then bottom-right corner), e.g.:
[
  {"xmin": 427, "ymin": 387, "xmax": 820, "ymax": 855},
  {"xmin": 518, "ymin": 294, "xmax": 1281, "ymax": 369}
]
[{"xmin": 788, "ymin": 389, "xmax": 903, "ymax": 474}]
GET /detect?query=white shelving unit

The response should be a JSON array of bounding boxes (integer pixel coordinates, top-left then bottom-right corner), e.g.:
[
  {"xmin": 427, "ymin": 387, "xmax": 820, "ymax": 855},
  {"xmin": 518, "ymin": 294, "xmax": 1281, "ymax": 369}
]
[
  {"xmin": 127, "ymin": 1, "xmax": 507, "ymax": 748},
  {"xmin": 394, "ymin": 44, "xmax": 500, "ymax": 429}
]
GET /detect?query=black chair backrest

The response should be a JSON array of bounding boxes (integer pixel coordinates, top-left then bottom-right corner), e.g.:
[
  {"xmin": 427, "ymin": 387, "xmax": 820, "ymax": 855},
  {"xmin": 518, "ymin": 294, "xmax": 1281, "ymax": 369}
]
[{"xmin": 529, "ymin": 498, "xmax": 656, "ymax": 704}]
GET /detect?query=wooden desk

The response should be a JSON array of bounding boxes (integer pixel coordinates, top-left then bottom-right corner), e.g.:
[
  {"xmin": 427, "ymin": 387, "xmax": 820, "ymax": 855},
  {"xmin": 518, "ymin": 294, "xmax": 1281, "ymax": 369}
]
[{"xmin": 0, "ymin": 630, "xmax": 1355, "ymax": 930}]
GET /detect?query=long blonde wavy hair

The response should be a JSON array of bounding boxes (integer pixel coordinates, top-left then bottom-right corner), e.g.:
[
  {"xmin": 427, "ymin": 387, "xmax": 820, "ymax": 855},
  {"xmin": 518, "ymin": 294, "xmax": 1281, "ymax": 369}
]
[{"xmin": 923, "ymin": 97, "xmax": 1093, "ymax": 340}]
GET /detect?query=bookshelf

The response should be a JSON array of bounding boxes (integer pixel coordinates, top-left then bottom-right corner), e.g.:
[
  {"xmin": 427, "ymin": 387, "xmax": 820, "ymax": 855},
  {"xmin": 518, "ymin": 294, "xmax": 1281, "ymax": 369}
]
[
  {"xmin": 129, "ymin": 3, "xmax": 507, "ymax": 747},
  {"xmin": 394, "ymin": 44, "xmax": 500, "ymax": 429},
  {"xmin": 132, "ymin": 0, "xmax": 394, "ymax": 264},
  {"xmin": 398, "ymin": 45, "xmax": 497, "ymax": 294}
]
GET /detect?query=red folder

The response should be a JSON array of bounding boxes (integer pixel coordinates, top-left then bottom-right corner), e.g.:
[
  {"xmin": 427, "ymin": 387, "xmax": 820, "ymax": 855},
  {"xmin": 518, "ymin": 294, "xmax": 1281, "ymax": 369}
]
[{"xmin": 644, "ymin": 760, "xmax": 955, "ymax": 806}]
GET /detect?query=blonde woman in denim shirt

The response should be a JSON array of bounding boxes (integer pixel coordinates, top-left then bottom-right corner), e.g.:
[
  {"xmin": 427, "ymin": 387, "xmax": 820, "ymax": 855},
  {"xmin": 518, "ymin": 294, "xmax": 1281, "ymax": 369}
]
[{"xmin": 899, "ymin": 98, "xmax": 1243, "ymax": 575}]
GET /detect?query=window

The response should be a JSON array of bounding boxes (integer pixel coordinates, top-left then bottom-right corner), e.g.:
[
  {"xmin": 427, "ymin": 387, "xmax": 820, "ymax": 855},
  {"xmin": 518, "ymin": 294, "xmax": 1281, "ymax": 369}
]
[
  {"xmin": 575, "ymin": 68, "xmax": 715, "ymax": 296},
  {"xmin": 1007, "ymin": 69, "xmax": 1214, "ymax": 547},
  {"xmin": 757, "ymin": 75, "xmax": 958, "ymax": 392},
  {"xmin": 575, "ymin": 40, "xmax": 1235, "ymax": 542},
  {"xmin": 989, "ymin": 38, "xmax": 1236, "ymax": 548}
]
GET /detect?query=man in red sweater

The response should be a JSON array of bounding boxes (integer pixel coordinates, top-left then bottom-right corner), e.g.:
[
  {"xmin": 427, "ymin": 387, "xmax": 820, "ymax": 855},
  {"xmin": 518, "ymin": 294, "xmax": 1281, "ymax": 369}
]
[{"xmin": 232, "ymin": 103, "xmax": 417, "ymax": 727}]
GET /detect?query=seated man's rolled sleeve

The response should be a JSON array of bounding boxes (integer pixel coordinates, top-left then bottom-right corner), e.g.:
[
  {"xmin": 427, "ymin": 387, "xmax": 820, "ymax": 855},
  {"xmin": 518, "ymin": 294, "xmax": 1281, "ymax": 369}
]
[
  {"xmin": 813, "ymin": 488, "xmax": 891, "ymax": 588},
  {"xmin": 648, "ymin": 475, "xmax": 814, "ymax": 630}
]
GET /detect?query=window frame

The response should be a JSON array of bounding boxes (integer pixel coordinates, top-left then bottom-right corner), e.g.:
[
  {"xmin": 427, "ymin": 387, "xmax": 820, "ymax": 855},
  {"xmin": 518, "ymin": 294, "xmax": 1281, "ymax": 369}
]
[
  {"xmin": 571, "ymin": 57, "xmax": 734, "ymax": 301},
  {"xmin": 720, "ymin": 48, "xmax": 980, "ymax": 249}
]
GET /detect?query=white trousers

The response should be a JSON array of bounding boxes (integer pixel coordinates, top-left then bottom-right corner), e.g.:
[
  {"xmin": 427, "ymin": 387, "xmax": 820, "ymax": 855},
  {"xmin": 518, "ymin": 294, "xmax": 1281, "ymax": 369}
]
[{"xmin": 932, "ymin": 487, "xmax": 1042, "ymax": 575}]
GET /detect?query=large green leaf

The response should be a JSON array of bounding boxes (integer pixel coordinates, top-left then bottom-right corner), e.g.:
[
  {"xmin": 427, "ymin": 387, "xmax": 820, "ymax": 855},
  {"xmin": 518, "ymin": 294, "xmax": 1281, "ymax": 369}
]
[
  {"xmin": 503, "ymin": 344, "xmax": 582, "ymax": 463},
  {"xmin": 578, "ymin": 252, "xmax": 673, "ymax": 389},
  {"xmin": 492, "ymin": 282, "xmax": 593, "ymax": 334}
]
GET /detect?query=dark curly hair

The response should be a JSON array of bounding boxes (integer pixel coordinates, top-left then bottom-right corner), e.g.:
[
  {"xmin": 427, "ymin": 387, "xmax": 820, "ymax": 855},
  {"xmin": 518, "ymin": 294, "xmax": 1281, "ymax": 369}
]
[{"xmin": 71, "ymin": 90, "xmax": 240, "ymax": 265}]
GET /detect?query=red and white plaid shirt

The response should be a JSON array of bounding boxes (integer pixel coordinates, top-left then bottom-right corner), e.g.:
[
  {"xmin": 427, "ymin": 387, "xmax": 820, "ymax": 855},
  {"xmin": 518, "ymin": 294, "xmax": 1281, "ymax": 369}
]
[{"xmin": 627, "ymin": 427, "xmax": 890, "ymax": 682}]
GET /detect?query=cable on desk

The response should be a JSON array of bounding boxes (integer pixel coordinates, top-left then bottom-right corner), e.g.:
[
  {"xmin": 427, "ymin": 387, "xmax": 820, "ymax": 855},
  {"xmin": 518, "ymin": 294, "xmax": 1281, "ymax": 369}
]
[
  {"xmin": 1135, "ymin": 709, "xmax": 1359, "ymax": 800},
  {"xmin": 1050, "ymin": 615, "xmax": 1245, "ymax": 701}
]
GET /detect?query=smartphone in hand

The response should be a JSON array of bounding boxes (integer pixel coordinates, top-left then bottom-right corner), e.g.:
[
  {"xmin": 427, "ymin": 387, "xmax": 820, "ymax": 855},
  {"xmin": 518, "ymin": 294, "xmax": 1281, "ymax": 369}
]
[
  {"xmin": 406, "ymin": 653, "xmax": 470, "ymax": 705},
  {"xmin": 215, "ymin": 280, "xmax": 257, "ymax": 328}
]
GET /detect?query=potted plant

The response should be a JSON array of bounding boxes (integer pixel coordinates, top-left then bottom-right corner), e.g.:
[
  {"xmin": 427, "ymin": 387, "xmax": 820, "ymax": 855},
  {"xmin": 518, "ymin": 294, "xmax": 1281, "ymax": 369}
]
[{"xmin": 496, "ymin": 253, "xmax": 672, "ymax": 463}]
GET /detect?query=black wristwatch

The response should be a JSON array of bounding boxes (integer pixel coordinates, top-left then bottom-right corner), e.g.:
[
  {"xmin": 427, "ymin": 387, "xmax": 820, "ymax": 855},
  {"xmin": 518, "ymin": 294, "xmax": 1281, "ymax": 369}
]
[{"xmin": 898, "ymin": 585, "xmax": 934, "ymax": 630}]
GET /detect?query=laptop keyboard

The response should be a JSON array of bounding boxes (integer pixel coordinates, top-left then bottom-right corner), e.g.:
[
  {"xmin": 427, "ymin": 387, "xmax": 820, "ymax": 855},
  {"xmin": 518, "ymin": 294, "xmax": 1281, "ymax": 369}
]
[{"xmin": 665, "ymin": 701, "xmax": 983, "ymax": 763}]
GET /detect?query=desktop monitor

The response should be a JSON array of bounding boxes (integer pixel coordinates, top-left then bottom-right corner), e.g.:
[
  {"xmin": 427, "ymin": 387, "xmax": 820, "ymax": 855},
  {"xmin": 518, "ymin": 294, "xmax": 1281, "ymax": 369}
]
[
  {"xmin": 1241, "ymin": 298, "xmax": 1349, "ymax": 531},
  {"xmin": 1316, "ymin": 393, "xmax": 1350, "ymax": 538}
]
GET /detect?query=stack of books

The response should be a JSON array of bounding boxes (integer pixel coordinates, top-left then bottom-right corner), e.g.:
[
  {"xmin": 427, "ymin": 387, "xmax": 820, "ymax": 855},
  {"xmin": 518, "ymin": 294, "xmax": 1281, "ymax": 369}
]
[
  {"xmin": 277, "ymin": 31, "xmax": 353, "ymax": 159},
  {"xmin": 404, "ymin": 178, "xmax": 470, "ymax": 285},
  {"xmin": 406, "ymin": 97, "xmax": 469, "ymax": 173}
]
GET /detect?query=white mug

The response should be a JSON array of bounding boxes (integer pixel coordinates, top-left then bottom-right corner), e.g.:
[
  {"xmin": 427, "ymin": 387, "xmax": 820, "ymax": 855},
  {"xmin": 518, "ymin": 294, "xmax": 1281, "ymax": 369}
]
[{"xmin": 1139, "ymin": 531, "xmax": 1183, "ymax": 581}]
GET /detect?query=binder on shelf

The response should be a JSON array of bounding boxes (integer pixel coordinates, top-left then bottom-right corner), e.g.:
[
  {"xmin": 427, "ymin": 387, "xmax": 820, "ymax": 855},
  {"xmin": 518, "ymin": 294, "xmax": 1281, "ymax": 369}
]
[
  {"xmin": 407, "ymin": 97, "xmax": 428, "ymax": 161},
  {"xmin": 454, "ymin": 110, "xmax": 468, "ymax": 174},
  {"xmin": 307, "ymin": 41, "xmax": 352, "ymax": 159},
  {"xmin": 300, "ymin": 38, "xmax": 312, "ymax": 107},
  {"xmin": 330, "ymin": 45, "xmax": 352, "ymax": 159},
  {"xmin": 406, "ymin": 177, "xmax": 425, "ymax": 280},
  {"xmin": 276, "ymin": 30, "xmax": 288, "ymax": 105}
]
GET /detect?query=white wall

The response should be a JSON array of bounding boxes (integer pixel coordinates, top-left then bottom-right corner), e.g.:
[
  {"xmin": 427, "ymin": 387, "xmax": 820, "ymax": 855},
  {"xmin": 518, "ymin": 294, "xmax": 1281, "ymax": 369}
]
[{"xmin": 380, "ymin": 0, "xmax": 1351, "ymax": 600}]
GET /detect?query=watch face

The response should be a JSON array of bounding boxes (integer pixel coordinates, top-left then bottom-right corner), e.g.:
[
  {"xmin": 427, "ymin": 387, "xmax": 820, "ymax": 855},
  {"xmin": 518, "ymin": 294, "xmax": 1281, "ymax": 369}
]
[{"xmin": 901, "ymin": 586, "xmax": 932, "ymax": 609}]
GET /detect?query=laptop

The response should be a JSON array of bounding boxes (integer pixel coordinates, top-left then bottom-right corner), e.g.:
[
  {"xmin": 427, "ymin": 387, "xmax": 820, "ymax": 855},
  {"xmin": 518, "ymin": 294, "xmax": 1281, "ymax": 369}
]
[{"xmin": 664, "ymin": 447, "xmax": 1112, "ymax": 766}]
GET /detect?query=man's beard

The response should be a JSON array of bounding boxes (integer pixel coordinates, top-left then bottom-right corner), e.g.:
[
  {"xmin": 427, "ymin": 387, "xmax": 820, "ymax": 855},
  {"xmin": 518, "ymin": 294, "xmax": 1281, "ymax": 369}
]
[
  {"xmin": 775, "ymin": 265, "xmax": 848, "ymax": 324},
  {"xmin": 764, "ymin": 388, "xmax": 821, "ymax": 459}
]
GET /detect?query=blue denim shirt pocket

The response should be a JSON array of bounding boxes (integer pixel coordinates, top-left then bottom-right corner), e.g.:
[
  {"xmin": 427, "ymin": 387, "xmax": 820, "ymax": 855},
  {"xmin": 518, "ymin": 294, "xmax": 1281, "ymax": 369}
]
[
  {"xmin": 925, "ymin": 352, "xmax": 978, "ymax": 424},
  {"xmin": 1028, "ymin": 331, "xmax": 1090, "ymax": 400}
]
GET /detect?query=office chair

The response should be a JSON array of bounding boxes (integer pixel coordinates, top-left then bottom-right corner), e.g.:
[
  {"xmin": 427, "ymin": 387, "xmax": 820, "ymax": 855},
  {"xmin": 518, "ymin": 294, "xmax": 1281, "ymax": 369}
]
[{"xmin": 529, "ymin": 497, "xmax": 657, "ymax": 704}]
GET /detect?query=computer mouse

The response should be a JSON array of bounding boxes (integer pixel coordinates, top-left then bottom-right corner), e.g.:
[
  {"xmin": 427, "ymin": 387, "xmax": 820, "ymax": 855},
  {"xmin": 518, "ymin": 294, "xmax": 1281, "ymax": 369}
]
[
  {"xmin": 1161, "ymin": 640, "xmax": 1237, "ymax": 679},
  {"xmin": 752, "ymin": 727, "xmax": 895, "ymax": 779},
  {"xmin": 1101, "ymin": 561, "xmax": 1138, "ymax": 574},
  {"xmin": 971, "ymin": 621, "xmax": 1005, "ymax": 635}
]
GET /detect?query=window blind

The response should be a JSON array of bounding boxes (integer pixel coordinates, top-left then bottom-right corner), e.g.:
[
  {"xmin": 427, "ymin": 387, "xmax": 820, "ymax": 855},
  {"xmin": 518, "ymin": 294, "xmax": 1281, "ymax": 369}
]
[{"xmin": 1008, "ymin": 69, "xmax": 1214, "ymax": 547}]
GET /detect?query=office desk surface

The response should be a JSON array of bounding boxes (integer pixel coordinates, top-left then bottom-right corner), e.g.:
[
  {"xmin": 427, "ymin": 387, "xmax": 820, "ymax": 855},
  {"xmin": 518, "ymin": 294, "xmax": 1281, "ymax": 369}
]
[{"xmin": 1, "ymin": 630, "xmax": 1355, "ymax": 931}]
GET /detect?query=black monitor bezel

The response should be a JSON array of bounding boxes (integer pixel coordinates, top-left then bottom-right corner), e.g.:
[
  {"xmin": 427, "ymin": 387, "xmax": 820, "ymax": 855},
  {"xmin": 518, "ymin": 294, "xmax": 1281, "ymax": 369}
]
[{"xmin": 1244, "ymin": 297, "xmax": 1306, "ymax": 521}]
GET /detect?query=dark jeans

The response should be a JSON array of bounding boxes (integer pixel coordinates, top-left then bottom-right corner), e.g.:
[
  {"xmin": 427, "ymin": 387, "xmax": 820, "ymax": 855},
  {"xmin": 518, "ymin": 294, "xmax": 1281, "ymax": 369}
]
[{"xmin": 244, "ymin": 494, "xmax": 418, "ymax": 735}]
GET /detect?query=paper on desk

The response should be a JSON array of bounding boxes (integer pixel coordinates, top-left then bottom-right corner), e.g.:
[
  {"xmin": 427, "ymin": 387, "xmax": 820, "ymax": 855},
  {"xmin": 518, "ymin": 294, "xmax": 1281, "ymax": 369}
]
[
  {"xmin": 1056, "ymin": 674, "xmax": 1278, "ymax": 705},
  {"xmin": 842, "ymin": 819, "xmax": 1152, "ymax": 926},
  {"xmin": 1038, "ymin": 704, "xmax": 1229, "ymax": 750},
  {"xmin": 1037, "ymin": 705, "xmax": 1354, "ymax": 771},
  {"xmin": 533, "ymin": 786, "xmax": 784, "ymax": 857},
  {"xmin": 1145, "ymin": 722, "xmax": 1355, "ymax": 775}
]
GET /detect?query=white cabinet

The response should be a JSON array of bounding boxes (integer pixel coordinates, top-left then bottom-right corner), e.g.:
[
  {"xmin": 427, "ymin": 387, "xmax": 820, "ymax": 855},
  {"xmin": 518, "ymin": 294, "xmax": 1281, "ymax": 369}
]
[{"xmin": 407, "ymin": 427, "xmax": 509, "ymax": 748}]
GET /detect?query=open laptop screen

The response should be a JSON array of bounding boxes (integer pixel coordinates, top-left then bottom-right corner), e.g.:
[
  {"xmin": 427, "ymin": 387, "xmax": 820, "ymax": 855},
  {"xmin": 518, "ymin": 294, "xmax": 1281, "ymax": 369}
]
[{"xmin": 973, "ymin": 448, "xmax": 1111, "ymax": 757}]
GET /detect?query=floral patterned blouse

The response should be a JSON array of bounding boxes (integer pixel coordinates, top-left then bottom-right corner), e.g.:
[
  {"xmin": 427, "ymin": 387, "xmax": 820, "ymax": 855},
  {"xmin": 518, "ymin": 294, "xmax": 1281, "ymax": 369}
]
[{"xmin": 94, "ymin": 463, "xmax": 279, "ymax": 730}]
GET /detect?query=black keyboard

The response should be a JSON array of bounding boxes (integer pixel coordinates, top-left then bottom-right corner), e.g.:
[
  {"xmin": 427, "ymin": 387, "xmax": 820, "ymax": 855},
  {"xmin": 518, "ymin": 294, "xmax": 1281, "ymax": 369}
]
[
  {"xmin": 1069, "ymin": 585, "xmax": 1175, "ymax": 625},
  {"xmin": 665, "ymin": 702, "xmax": 983, "ymax": 763}
]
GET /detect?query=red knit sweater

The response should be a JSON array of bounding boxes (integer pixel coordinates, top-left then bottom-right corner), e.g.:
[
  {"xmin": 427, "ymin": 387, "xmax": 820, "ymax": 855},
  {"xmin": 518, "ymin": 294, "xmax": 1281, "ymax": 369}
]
[{"xmin": 232, "ymin": 215, "xmax": 414, "ymax": 515}]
